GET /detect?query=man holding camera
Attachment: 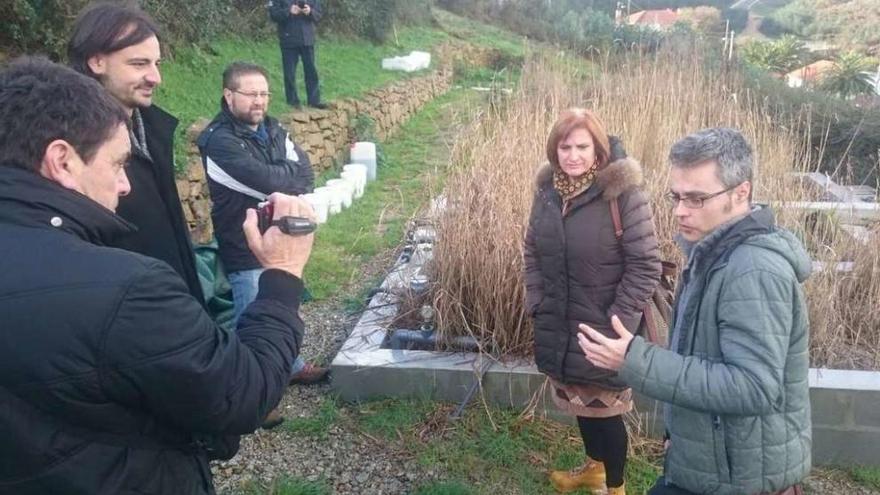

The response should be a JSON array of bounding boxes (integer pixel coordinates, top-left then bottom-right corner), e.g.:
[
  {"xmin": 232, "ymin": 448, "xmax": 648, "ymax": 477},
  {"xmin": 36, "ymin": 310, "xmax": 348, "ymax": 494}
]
[
  {"xmin": 198, "ymin": 62, "xmax": 326, "ymax": 429},
  {"xmin": 269, "ymin": 0, "xmax": 326, "ymax": 109},
  {"xmin": 0, "ymin": 57, "xmax": 314, "ymax": 494}
]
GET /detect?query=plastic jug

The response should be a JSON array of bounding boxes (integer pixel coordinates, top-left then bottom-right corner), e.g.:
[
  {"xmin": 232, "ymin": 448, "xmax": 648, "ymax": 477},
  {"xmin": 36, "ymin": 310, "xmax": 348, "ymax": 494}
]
[
  {"xmin": 350, "ymin": 142, "xmax": 377, "ymax": 181},
  {"xmin": 326, "ymin": 179, "xmax": 354, "ymax": 209},
  {"xmin": 341, "ymin": 171, "xmax": 363, "ymax": 198},
  {"xmin": 302, "ymin": 192, "xmax": 329, "ymax": 224},
  {"xmin": 314, "ymin": 186, "xmax": 342, "ymax": 215},
  {"xmin": 342, "ymin": 164, "xmax": 367, "ymax": 196}
]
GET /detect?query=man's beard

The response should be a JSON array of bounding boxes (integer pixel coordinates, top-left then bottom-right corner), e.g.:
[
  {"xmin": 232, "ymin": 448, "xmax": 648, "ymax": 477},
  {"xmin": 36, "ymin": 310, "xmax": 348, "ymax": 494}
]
[{"xmin": 235, "ymin": 107, "xmax": 265, "ymax": 126}]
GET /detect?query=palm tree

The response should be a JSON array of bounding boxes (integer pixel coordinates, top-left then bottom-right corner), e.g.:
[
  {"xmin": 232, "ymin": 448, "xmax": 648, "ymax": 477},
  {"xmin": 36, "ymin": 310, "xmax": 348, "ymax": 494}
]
[
  {"xmin": 820, "ymin": 51, "xmax": 876, "ymax": 99},
  {"xmin": 740, "ymin": 35, "xmax": 806, "ymax": 74}
]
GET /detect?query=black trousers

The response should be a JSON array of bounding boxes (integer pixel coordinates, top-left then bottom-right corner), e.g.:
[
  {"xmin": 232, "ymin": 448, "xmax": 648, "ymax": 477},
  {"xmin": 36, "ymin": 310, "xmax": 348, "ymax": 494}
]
[
  {"xmin": 281, "ymin": 45, "xmax": 320, "ymax": 106},
  {"xmin": 577, "ymin": 415, "xmax": 628, "ymax": 488}
]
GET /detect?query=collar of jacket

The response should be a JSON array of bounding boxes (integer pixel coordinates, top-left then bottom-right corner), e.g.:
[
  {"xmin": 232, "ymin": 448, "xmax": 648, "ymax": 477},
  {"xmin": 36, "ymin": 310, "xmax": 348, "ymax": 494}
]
[
  {"xmin": 536, "ymin": 155, "xmax": 644, "ymax": 210},
  {"xmin": 677, "ymin": 205, "xmax": 776, "ymax": 279},
  {"xmin": 0, "ymin": 165, "xmax": 135, "ymax": 246},
  {"xmin": 213, "ymin": 97, "xmax": 281, "ymax": 140},
  {"xmin": 139, "ymin": 104, "xmax": 178, "ymax": 152}
]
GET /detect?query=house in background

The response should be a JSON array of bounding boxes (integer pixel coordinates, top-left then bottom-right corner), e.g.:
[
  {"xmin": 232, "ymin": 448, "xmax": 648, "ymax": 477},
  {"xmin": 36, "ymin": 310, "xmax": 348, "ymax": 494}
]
[
  {"xmin": 626, "ymin": 9, "xmax": 679, "ymax": 31},
  {"xmin": 785, "ymin": 60, "xmax": 836, "ymax": 88}
]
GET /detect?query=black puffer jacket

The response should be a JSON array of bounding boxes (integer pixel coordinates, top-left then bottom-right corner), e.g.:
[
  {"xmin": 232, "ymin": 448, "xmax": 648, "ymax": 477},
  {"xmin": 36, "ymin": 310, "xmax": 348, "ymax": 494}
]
[
  {"xmin": 269, "ymin": 0, "xmax": 322, "ymax": 48},
  {"xmin": 197, "ymin": 99, "xmax": 314, "ymax": 273},
  {"xmin": 524, "ymin": 146, "xmax": 661, "ymax": 389},
  {"xmin": 0, "ymin": 166, "xmax": 304, "ymax": 495}
]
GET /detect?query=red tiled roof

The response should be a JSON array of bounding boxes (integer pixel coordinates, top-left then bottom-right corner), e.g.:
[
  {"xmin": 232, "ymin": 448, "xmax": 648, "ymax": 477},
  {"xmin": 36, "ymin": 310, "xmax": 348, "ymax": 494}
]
[{"xmin": 627, "ymin": 9, "xmax": 679, "ymax": 28}]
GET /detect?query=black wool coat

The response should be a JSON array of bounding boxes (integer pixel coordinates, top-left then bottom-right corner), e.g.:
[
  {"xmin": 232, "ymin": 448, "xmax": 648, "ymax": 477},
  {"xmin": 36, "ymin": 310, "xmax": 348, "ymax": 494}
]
[{"xmin": 112, "ymin": 105, "xmax": 206, "ymax": 306}]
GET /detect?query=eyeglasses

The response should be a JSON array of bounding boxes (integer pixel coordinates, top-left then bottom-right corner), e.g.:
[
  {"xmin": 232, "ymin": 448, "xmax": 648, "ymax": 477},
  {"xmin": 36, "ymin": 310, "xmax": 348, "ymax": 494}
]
[
  {"xmin": 665, "ymin": 184, "xmax": 739, "ymax": 209},
  {"xmin": 233, "ymin": 90, "xmax": 271, "ymax": 100}
]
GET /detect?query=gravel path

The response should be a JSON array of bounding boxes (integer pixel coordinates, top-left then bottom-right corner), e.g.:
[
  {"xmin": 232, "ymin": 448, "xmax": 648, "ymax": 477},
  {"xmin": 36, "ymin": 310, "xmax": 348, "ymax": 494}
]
[{"xmin": 211, "ymin": 249, "xmax": 453, "ymax": 494}]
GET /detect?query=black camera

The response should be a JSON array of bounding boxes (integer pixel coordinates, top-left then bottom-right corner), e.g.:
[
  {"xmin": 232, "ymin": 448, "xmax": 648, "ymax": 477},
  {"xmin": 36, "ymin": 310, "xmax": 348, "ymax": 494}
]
[
  {"xmin": 257, "ymin": 202, "xmax": 316, "ymax": 236},
  {"xmin": 296, "ymin": 0, "xmax": 306, "ymax": 8}
]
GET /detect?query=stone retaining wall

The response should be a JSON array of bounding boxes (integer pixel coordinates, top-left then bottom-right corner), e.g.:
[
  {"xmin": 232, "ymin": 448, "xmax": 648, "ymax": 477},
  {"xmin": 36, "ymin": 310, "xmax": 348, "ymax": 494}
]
[{"xmin": 176, "ymin": 40, "xmax": 500, "ymax": 244}]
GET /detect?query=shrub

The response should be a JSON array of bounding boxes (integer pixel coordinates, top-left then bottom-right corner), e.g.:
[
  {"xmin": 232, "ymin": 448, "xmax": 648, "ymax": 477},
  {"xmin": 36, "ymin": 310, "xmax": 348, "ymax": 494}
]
[{"xmin": 430, "ymin": 46, "xmax": 880, "ymax": 369}]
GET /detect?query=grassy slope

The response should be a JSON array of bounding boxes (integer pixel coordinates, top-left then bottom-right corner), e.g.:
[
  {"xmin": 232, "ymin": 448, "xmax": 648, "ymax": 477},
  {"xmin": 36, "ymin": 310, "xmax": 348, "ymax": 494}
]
[{"xmin": 154, "ymin": 25, "xmax": 452, "ymax": 172}]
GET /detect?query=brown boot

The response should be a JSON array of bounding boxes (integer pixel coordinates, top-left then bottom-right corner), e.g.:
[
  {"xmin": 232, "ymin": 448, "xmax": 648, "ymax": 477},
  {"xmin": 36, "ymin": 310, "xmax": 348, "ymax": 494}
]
[
  {"xmin": 549, "ymin": 458, "xmax": 606, "ymax": 493},
  {"xmin": 289, "ymin": 362, "xmax": 330, "ymax": 385},
  {"xmin": 260, "ymin": 406, "xmax": 285, "ymax": 430},
  {"xmin": 607, "ymin": 483, "xmax": 626, "ymax": 495}
]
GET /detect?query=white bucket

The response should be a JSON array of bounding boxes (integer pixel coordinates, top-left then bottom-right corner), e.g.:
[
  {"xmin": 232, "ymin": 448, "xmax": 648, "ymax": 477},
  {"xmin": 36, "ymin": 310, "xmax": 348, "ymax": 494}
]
[
  {"xmin": 326, "ymin": 179, "xmax": 354, "ymax": 209},
  {"xmin": 302, "ymin": 192, "xmax": 329, "ymax": 224},
  {"xmin": 340, "ymin": 170, "xmax": 363, "ymax": 198},
  {"xmin": 315, "ymin": 186, "xmax": 342, "ymax": 215},
  {"xmin": 350, "ymin": 142, "xmax": 377, "ymax": 181},
  {"xmin": 342, "ymin": 163, "xmax": 367, "ymax": 196}
]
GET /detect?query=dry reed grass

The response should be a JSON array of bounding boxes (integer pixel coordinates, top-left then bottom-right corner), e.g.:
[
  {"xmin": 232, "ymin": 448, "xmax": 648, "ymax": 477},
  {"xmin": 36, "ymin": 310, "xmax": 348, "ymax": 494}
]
[{"xmin": 428, "ymin": 42, "xmax": 880, "ymax": 370}]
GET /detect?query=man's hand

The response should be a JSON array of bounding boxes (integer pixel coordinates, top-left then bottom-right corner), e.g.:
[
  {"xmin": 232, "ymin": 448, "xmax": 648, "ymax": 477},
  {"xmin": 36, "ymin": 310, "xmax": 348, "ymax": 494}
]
[
  {"xmin": 290, "ymin": 4, "xmax": 301, "ymax": 14},
  {"xmin": 243, "ymin": 193, "xmax": 315, "ymax": 278},
  {"xmin": 577, "ymin": 315, "xmax": 634, "ymax": 371},
  {"xmin": 302, "ymin": 3, "xmax": 311, "ymax": 15}
]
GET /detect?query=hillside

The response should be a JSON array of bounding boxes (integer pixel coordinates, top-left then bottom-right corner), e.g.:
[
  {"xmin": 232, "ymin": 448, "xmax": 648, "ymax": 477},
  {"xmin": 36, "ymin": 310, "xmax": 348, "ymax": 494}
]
[{"xmin": 761, "ymin": 0, "xmax": 880, "ymax": 53}]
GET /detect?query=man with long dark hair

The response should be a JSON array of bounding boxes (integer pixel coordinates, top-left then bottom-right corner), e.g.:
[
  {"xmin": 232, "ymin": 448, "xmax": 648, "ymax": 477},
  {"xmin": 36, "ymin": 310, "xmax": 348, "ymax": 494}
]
[{"xmin": 68, "ymin": 2, "xmax": 205, "ymax": 305}]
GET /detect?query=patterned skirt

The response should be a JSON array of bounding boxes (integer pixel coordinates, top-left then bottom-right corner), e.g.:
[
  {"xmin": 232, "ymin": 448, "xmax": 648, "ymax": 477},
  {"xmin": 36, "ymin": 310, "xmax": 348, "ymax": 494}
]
[{"xmin": 549, "ymin": 378, "xmax": 633, "ymax": 418}]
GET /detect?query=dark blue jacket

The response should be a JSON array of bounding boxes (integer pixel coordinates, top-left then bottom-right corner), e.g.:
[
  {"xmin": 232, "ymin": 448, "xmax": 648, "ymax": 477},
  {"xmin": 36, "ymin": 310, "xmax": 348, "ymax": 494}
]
[
  {"xmin": 197, "ymin": 99, "xmax": 314, "ymax": 273},
  {"xmin": 0, "ymin": 166, "xmax": 304, "ymax": 495},
  {"xmin": 269, "ymin": 0, "xmax": 322, "ymax": 48}
]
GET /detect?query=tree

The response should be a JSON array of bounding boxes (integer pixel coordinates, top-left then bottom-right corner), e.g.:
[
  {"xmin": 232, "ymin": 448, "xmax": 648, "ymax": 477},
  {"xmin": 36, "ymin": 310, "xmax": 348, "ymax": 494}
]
[
  {"xmin": 820, "ymin": 51, "xmax": 877, "ymax": 99},
  {"xmin": 678, "ymin": 6, "xmax": 723, "ymax": 34},
  {"xmin": 739, "ymin": 35, "xmax": 806, "ymax": 74}
]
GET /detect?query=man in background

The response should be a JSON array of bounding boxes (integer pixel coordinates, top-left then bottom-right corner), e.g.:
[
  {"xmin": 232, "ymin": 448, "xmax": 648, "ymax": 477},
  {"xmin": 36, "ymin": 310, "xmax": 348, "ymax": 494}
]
[
  {"xmin": 198, "ymin": 62, "xmax": 327, "ymax": 429},
  {"xmin": 269, "ymin": 0, "xmax": 327, "ymax": 109}
]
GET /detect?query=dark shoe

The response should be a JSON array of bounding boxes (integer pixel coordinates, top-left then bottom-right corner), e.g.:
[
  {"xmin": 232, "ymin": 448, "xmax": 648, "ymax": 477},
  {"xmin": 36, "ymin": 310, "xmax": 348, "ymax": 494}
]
[
  {"xmin": 309, "ymin": 102, "xmax": 328, "ymax": 109},
  {"xmin": 288, "ymin": 102, "xmax": 302, "ymax": 109},
  {"xmin": 289, "ymin": 362, "xmax": 330, "ymax": 385},
  {"xmin": 261, "ymin": 406, "xmax": 285, "ymax": 430}
]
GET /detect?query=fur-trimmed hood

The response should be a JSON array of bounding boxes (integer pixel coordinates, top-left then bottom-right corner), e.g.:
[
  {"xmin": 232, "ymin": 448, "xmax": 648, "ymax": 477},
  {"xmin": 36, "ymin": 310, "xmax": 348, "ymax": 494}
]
[{"xmin": 535, "ymin": 156, "xmax": 645, "ymax": 200}]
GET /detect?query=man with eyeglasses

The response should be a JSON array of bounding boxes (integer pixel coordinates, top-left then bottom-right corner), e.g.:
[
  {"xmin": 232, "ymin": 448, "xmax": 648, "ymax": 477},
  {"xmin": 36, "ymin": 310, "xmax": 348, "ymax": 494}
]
[
  {"xmin": 198, "ymin": 62, "xmax": 326, "ymax": 429},
  {"xmin": 578, "ymin": 128, "xmax": 812, "ymax": 495}
]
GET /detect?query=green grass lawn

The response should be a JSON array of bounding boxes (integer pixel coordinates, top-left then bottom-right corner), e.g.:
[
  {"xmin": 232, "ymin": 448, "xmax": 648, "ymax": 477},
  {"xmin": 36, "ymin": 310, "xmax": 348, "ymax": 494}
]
[
  {"xmin": 264, "ymin": 397, "xmax": 663, "ymax": 495},
  {"xmin": 851, "ymin": 465, "xmax": 880, "ymax": 490},
  {"xmin": 152, "ymin": 8, "xmax": 528, "ymax": 174},
  {"xmin": 154, "ymin": 25, "xmax": 451, "ymax": 173},
  {"xmin": 300, "ymin": 86, "xmax": 466, "ymax": 300}
]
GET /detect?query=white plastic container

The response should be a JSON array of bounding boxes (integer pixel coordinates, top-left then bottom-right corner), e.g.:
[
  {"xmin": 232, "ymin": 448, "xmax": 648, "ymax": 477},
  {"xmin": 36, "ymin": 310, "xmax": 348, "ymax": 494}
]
[
  {"xmin": 350, "ymin": 142, "xmax": 377, "ymax": 181},
  {"xmin": 326, "ymin": 179, "xmax": 354, "ymax": 209},
  {"xmin": 340, "ymin": 170, "xmax": 363, "ymax": 198},
  {"xmin": 302, "ymin": 192, "xmax": 329, "ymax": 224},
  {"xmin": 342, "ymin": 163, "xmax": 367, "ymax": 196},
  {"xmin": 314, "ymin": 186, "xmax": 342, "ymax": 215},
  {"xmin": 381, "ymin": 51, "xmax": 431, "ymax": 72}
]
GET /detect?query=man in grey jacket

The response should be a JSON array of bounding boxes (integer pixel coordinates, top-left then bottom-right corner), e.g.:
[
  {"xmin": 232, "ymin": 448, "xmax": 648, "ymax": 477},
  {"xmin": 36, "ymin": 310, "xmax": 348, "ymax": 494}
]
[{"xmin": 579, "ymin": 128, "xmax": 811, "ymax": 495}]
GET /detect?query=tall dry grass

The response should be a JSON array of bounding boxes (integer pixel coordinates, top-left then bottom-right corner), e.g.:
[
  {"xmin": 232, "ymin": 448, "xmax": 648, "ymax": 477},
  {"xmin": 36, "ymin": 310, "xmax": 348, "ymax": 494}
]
[{"xmin": 428, "ymin": 42, "xmax": 880, "ymax": 370}]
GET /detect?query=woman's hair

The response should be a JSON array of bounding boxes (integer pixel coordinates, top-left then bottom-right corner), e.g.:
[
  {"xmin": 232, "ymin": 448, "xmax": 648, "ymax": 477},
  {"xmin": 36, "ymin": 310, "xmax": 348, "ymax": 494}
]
[{"xmin": 546, "ymin": 108, "xmax": 611, "ymax": 170}]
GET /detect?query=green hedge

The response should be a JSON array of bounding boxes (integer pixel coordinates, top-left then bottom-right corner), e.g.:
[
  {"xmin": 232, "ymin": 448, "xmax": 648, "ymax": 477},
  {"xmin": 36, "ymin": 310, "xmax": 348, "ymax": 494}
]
[{"xmin": 0, "ymin": 0, "xmax": 435, "ymax": 59}]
